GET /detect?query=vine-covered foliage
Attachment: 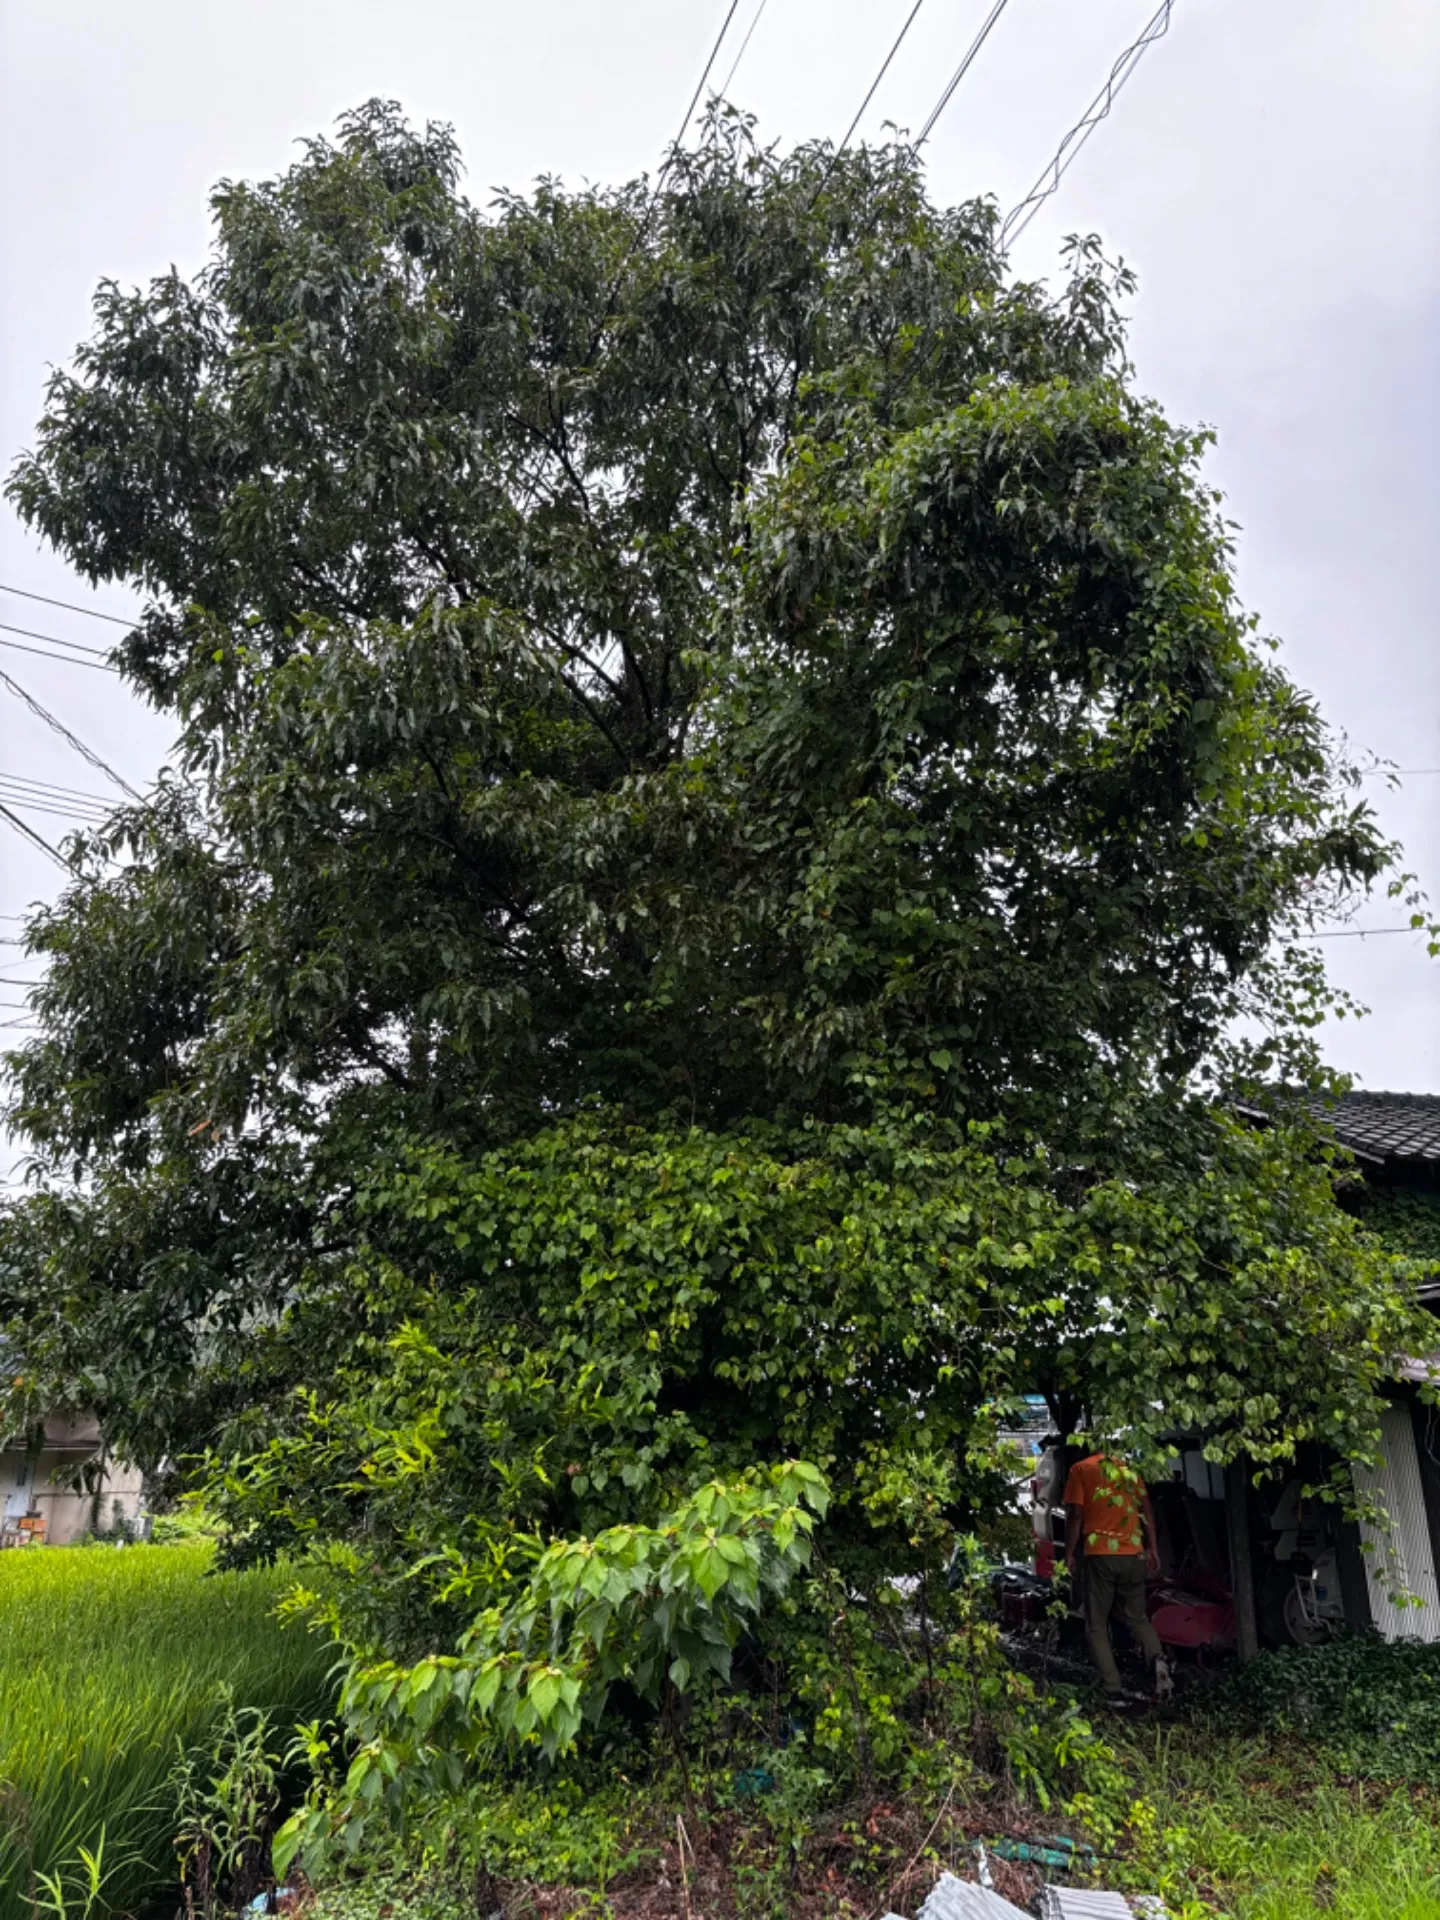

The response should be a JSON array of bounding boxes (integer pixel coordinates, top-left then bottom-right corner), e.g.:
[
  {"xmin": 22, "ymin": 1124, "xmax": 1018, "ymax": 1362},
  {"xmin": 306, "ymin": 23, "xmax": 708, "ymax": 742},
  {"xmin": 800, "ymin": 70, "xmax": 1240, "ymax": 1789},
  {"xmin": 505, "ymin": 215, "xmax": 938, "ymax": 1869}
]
[{"xmin": 1, "ymin": 104, "xmax": 1430, "ymax": 1843}]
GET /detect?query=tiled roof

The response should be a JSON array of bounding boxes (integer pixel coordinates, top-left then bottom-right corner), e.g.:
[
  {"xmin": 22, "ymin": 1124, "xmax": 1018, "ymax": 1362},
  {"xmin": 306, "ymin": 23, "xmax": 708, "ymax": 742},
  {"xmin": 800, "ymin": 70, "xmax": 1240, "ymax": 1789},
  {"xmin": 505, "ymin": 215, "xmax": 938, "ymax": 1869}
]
[{"xmin": 1316, "ymin": 1091, "xmax": 1440, "ymax": 1166}]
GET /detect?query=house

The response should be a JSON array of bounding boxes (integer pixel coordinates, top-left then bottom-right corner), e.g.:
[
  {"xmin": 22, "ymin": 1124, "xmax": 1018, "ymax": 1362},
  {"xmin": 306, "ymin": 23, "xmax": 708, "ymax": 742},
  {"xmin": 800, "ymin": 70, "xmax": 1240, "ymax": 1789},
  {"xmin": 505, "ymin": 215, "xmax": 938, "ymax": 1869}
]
[
  {"xmin": 1321, "ymin": 1090, "xmax": 1440, "ymax": 1644},
  {"xmin": 0, "ymin": 1410, "xmax": 146, "ymax": 1546},
  {"xmin": 1029, "ymin": 1091, "xmax": 1440, "ymax": 1657}
]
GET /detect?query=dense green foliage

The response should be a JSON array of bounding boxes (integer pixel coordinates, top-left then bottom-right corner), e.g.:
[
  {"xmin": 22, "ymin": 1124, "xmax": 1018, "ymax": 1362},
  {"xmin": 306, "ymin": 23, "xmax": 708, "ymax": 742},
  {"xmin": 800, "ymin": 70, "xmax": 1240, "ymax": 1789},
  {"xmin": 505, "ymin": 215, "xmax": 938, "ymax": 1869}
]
[
  {"xmin": 1, "ymin": 103, "xmax": 1432, "ymax": 1848},
  {"xmin": 0, "ymin": 1543, "xmax": 331, "ymax": 1920},
  {"xmin": 1351, "ymin": 1185, "xmax": 1440, "ymax": 1266},
  {"xmin": 1218, "ymin": 1631, "xmax": 1440, "ymax": 1784}
]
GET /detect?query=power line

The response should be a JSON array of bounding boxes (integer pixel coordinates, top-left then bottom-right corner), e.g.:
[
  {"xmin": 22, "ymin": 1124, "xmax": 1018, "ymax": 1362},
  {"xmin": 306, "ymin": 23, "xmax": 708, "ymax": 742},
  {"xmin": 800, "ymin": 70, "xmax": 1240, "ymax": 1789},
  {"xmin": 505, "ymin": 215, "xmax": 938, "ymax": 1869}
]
[
  {"xmin": 1359, "ymin": 768, "xmax": 1440, "ymax": 777},
  {"xmin": 1000, "ymin": 0, "xmax": 1178, "ymax": 250},
  {"xmin": 833, "ymin": 0, "xmax": 928, "ymax": 162},
  {"xmin": 671, "ymin": 0, "xmax": 747, "ymax": 162},
  {"xmin": 0, "ymin": 583, "xmax": 136, "ymax": 629},
  {"xmin": 916, "ymin": 0, "xmax": 1016, "ymax": 147},
  {"xmin": 0, "ymin": 781, "xmax": 111, "ymax": 819},
  {"xmin": 0, "ymin": 801, "xmax": 105, "ymax": 824},
  {"xmin": 0, "ymin": 665, "xmax": 142, "ymax": 799},
  {"xmin": 0, "ymin": 786, "xmax": 109, "ymax": 815},
  {"xmin": 713, "ymin": 0, "xmax": 770, "ymax": 101},
  {"xmin": 1296, "ymin": 927, "xmax": 1433, "ymax": 940},
  {"xmin": 0, "ymin": 772, "xmax": 110, "ymax": 808},
  {"xmin": 0, "ymin": 801, "xmax": 71, "ymax": 873},
  {"xmin": 0, "ymin": 618, "xmax": 114, "ymax": 664}
]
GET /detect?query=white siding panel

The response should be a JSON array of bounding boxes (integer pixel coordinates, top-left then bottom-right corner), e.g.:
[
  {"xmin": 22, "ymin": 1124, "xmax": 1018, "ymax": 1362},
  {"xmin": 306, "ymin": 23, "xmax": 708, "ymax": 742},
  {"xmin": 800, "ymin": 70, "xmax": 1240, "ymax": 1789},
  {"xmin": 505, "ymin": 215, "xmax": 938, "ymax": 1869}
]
[{"xmin": 1353, "ymin": 1403, "xmax": 1440, "ymax": 1642}]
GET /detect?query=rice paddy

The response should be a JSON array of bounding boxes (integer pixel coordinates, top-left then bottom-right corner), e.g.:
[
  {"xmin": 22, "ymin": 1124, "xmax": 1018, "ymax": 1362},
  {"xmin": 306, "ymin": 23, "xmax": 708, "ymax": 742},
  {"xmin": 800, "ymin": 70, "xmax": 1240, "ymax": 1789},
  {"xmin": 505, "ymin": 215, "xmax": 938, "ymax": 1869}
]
[{"xmin": 0, "ymin": 1542, "xmax": 335, "ymax": 1920}]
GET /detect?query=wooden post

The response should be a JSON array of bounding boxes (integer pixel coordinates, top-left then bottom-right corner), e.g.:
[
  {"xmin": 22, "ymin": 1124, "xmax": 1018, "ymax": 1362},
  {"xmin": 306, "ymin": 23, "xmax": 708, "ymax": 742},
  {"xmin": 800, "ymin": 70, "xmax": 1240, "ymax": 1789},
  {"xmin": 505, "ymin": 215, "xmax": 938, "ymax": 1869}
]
[{"xmin": 1226, "ymin": 1458, "xmax": 1260, "ymax": 1663}]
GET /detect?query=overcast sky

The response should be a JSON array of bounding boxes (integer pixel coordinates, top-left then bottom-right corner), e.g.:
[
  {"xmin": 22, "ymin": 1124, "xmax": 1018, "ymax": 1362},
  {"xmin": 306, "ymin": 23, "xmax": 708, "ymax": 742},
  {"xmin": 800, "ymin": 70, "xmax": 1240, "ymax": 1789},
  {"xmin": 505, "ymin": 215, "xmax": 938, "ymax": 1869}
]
[{"xmin": 1, "ymin": 0, "xmax": 1437, "ymax": 1104}]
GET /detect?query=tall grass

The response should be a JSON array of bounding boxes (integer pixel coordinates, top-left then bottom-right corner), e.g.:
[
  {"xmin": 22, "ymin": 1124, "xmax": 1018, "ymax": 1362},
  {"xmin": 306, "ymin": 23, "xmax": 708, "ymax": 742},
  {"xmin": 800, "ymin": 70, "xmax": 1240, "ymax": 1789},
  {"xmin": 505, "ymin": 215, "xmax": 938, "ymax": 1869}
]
[
  {"xmin": 1127, "ymin": 1729, "xmax": 1440, "ymax": 1919},
  {"xmin": 0, "ymin": 1542, "xmax": 335, "ymax": 1920}
]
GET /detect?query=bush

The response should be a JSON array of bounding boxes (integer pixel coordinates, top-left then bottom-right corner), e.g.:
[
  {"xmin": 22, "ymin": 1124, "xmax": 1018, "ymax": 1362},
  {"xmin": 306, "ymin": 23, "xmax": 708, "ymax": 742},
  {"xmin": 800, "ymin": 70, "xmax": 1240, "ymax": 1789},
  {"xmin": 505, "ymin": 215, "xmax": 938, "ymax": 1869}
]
[{"xmin": 1217, "ymin": 1632, "xmax": 1440, "ymax": 1781}]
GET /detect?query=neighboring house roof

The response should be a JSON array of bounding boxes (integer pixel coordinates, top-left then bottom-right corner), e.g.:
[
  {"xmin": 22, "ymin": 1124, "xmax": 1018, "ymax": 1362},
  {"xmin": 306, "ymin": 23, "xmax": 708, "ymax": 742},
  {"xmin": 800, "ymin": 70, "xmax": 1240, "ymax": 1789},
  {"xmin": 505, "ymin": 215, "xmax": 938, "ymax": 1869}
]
[
  {"xmin": 1235, "ymin": 1090, "xmax": 1440, "ymax": 1169},
  {"xmin": 1317, "ymin": 1092, "xmax": 1440, "ymax": 1169}
]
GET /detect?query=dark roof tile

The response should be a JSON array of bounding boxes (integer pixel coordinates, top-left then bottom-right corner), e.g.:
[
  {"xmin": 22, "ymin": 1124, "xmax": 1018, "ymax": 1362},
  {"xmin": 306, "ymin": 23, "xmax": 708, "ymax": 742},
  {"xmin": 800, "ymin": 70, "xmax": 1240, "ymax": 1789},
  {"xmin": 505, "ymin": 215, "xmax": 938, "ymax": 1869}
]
[{"xmin": 1312, "ymin": 1091, "xmax": 1440, "ymax": 1165}]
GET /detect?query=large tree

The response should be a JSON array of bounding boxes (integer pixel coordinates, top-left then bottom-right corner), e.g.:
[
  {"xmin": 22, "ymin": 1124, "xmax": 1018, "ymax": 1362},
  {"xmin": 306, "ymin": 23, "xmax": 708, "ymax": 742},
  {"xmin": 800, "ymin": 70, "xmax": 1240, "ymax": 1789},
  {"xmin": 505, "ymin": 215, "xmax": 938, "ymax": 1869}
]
[{"xmin": 1, "ymin": 105, "xmax": 1424, "ymax": 1675}]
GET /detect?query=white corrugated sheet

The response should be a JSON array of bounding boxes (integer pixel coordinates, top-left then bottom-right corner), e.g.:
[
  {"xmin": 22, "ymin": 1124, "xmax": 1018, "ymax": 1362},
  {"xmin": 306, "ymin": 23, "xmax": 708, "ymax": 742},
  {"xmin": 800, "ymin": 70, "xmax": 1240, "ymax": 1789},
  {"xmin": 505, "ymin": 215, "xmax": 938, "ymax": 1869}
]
[
  {"xmin": 1037, "ymin": 1892, "xmax": 1136, "ymax": 1918},
  {"xmin": 1353, "ymin": 1402, "xmax": 1440, "ymax": 1643},
  {"xmin": 915, "ymin": 1874, "xmax": 1032, "ymax": 1919}
]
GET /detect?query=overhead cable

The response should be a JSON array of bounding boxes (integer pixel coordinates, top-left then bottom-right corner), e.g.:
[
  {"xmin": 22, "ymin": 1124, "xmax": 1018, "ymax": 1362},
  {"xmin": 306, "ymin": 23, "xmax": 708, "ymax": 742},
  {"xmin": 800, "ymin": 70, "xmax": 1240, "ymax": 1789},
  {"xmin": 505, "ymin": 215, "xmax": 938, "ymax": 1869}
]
[
  {"xmin": 1000, "ymin": 0, "xmax": 1178, "ymax": 250},
  {"xmin": 0, "ymin": 771, "xmax": 110, "ymax": 808},
  {"xmin": 916, "ymin": 0, "xmax": 1015, "ymax": 147},
  {"xmin": 833, "ymin": 0, "xmax": 928, "ymax": 162},
  {"xmin": 0, "ymin": 583, "xmax": 137, "ymax": 628},
  {"xmin": 0, "ymin": 628, "xmax": 116, "ymax": 673},
  {"xmin": 1296, "ymin": 927, "xmax": 1433, "ymax": 940},
  {"xmin": 0, "ymin": 665, "xmax": 142, "ymax": 799},
  {"xmin": 713, "ymin": 0, "xmax": 771, "ymax": 101},
  {"xmin": 670, "ymin": 0, "xmax": 747, "ymax": 164},
  {"xmin": 0, "ymin": 801, "xmax": 71, "ymax": 873}
]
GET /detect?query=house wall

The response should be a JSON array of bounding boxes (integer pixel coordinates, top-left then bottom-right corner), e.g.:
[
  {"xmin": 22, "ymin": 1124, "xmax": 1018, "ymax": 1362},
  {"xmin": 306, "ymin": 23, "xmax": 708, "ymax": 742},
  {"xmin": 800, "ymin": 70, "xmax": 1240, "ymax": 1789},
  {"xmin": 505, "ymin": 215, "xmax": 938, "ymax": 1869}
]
[
  {"xmin": 1, "ymin": 1413, "xmax": 146, "ymax": 1547},
  {"xmin": 1352, "ymin": 1397, "xmax": 1440, "ymax": 1643}
]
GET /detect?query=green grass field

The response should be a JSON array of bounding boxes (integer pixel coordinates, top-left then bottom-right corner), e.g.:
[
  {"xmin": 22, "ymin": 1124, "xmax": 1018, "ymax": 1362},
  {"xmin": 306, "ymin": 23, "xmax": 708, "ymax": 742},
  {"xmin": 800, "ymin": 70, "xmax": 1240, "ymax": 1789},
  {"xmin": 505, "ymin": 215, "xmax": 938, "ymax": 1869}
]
[
  {"xmin": 0, "ymin": 1542, "xmax": 335, "ymax": 1920},
  {"xmin": 1126, "ymin": 1730, "xmax": 1440, "ymax": 1919}
]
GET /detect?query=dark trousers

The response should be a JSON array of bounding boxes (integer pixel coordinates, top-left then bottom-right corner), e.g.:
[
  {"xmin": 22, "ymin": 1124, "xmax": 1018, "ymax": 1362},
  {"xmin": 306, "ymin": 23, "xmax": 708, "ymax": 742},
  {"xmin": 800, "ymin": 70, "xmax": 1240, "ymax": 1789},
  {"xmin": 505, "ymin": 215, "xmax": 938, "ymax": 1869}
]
[{"xmin": 1082, "ymin": 1552, "xmax": 1162, "ymax": 1692}]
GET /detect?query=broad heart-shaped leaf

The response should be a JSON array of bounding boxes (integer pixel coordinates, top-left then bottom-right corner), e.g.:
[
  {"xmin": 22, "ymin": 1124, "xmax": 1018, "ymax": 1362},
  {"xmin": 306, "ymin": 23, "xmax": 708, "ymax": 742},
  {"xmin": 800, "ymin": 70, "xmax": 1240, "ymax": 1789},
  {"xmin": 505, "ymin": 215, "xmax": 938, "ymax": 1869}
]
[
  {"xmin": 689, "ymin": 1542, "xmax": 732, "ymax": 1603},
  {"xmin": 526, "ymin": 1666, "xmax": 564, "ymax": 1723}
]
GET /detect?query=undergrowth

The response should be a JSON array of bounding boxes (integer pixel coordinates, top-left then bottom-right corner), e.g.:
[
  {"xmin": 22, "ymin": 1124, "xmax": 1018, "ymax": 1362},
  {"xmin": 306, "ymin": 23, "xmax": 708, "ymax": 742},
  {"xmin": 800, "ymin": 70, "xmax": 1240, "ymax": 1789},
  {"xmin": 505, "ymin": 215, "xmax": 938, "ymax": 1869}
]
[{"xmin": 1213, "ymin": 1631, "xmax": 1440, "ymax": 1781}]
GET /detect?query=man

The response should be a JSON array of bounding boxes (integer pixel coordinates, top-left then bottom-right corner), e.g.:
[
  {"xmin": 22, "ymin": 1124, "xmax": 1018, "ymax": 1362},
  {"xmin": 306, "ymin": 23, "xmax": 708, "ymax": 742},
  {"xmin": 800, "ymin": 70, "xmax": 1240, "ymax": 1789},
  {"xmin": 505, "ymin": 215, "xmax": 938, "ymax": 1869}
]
[{"xmin": 1063, "ymin": 1450, "xmax": 1172, "ymax": 1702}]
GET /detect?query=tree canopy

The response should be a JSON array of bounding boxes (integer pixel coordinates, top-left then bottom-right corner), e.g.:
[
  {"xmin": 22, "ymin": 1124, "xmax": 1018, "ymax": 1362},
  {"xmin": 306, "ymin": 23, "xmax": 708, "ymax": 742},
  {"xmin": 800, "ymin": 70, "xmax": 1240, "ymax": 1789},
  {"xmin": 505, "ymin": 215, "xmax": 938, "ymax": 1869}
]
[{"xmin": 1, "ymin": 106, "xmax": 1428, "ymax": 1771}]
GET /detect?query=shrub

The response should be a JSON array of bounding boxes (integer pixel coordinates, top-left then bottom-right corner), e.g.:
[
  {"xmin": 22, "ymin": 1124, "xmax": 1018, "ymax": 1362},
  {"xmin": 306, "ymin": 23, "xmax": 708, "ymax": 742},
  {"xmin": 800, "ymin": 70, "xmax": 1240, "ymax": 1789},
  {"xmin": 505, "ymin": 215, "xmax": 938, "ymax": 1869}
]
[{"xmin": 1217, "ymin": 1631, "xmax": 1440, "ymax": 1781}]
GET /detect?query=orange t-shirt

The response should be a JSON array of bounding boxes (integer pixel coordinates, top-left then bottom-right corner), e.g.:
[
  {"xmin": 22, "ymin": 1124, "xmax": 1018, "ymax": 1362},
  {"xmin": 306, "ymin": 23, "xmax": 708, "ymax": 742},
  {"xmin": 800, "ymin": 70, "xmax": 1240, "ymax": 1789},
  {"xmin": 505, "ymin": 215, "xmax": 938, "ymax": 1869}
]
[{"xmin": 1063, "ymin": 1454, "xmax": 1145, "ymax": 1557}]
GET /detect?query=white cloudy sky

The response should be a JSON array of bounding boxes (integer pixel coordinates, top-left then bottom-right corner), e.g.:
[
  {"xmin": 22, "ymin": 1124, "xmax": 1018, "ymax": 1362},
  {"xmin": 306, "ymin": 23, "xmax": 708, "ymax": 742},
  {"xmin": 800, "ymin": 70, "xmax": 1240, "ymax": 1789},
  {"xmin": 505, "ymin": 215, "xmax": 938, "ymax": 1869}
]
[{"xmin": 0, "ymin": 0, "xmax": 1437, "ymax": 1101}]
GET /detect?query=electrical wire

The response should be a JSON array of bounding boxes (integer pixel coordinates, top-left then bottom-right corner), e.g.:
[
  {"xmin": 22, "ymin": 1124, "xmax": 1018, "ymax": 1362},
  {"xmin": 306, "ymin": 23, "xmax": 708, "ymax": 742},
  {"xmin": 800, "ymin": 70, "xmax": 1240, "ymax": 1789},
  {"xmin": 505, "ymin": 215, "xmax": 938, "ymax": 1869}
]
[
  {"xmin": 0, "ymin": 782, "xmax": 111, "ymax": 816},
  {"xmin": 1000, "ymin": 0, "xmax": 1178, "ymax": 250},
  {"xmin": 0, "ymin": 772, "xmax": 110, "ymax": 808},
  {"xmin": 0, "ymin": 630, "xmax": 117, "ymax": 673},
  {"xmin": 670, "ymin": 0, "xmax": 747, "ymax": 163},
  {"xmin": 915, "ymin": 0, "xmax": 1016, "ymax": 147},
  {"xmin": 0, "ymin": 618, "xmax": 111, "ymax": 660},
  {"xmin": 0, "ymin": 801, "xmax": 71, "ymax": 873},
  {"xmin": 0, "ymin": 583, "xmax": 136, "ymax": 628},
  {"xmin": 833, "ymin": 0, "xmax": 928, "ymax": 162},
  {"xmin": 1296, "ymin": 927, "xmax": 1434, "ymax": 940},
  {"xmin": 0, "ymin": 622, "xmax": 115, "ymax": 668},
  {"xmin": 713, "ymin": 0, "xmax": 771, "ymax": 101},
  {"xmin": 0, "ymin": 665, "xmax": 142, "ymax": 799},
  {"xmin": 0, "ymin": 801, "xmax": 107, "ymax": 824}
]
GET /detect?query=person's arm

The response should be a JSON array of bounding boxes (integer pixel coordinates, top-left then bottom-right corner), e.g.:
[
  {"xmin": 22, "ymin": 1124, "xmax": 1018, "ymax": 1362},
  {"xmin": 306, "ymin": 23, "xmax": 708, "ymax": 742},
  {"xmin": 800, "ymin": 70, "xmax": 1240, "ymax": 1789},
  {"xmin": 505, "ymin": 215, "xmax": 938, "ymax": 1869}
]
[
  {"xmin": 1064, "ymin": 1501, "xmax": 1083, "ymax": 1577},
  {"xmin": 1141, "ymin": 1492, "xmax": 1160, "ymax": 1575}
]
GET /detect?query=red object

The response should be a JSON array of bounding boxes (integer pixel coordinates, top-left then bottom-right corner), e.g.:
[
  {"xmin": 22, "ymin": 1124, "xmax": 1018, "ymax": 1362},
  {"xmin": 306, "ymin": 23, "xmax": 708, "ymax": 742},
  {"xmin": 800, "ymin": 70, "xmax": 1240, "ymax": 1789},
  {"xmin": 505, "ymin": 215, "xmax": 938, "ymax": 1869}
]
[
  {"xmin": 1034, "ymin": 1536, "xmax": 1055, "ymax": 1580},
  {"xmin": 1147, "ymin": 1573, "xmax": 1236, "ymax": 1651}
]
